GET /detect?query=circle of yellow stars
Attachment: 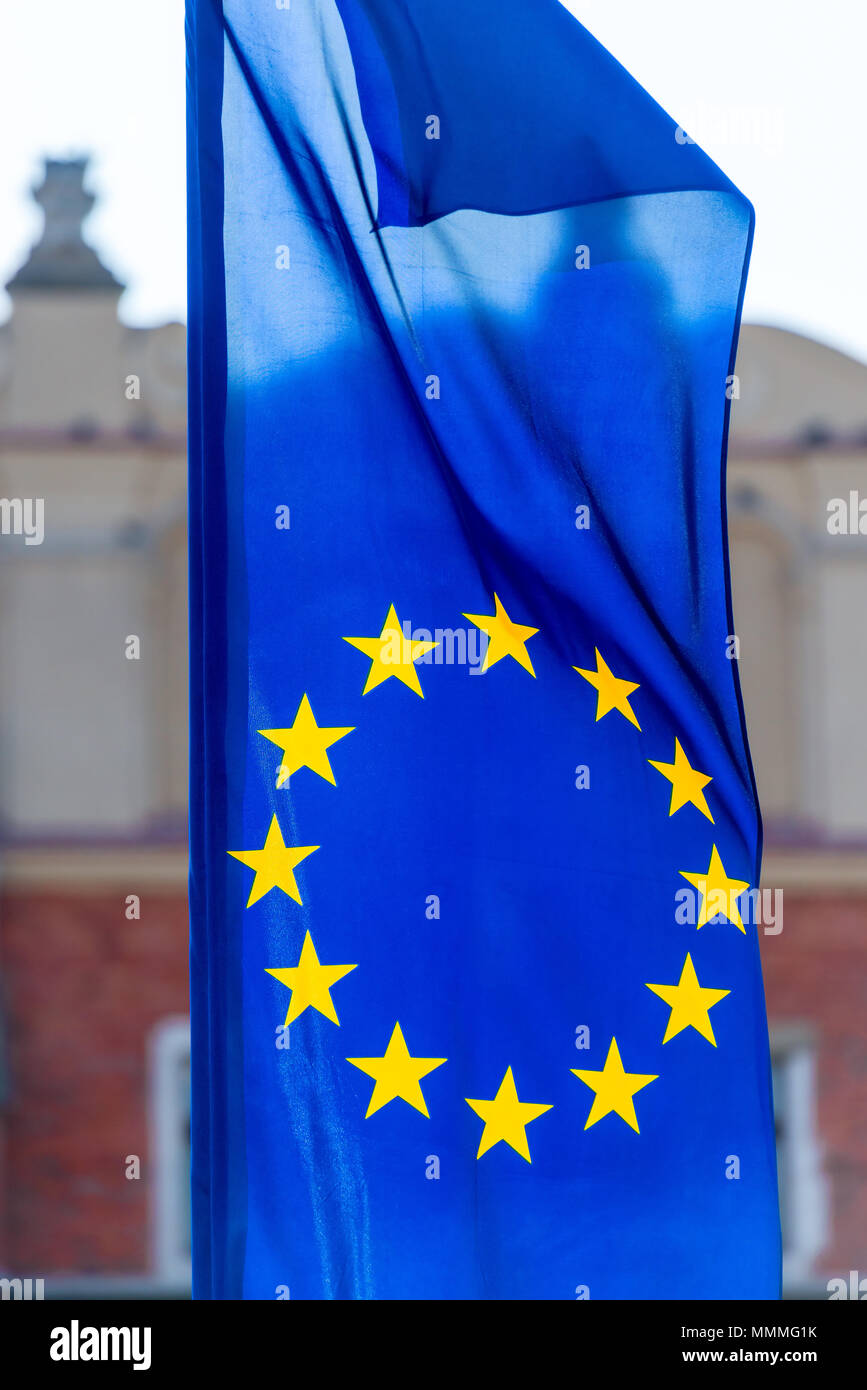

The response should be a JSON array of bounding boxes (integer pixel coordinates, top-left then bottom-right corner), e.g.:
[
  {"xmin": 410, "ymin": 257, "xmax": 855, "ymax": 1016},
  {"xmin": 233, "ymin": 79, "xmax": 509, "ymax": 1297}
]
[{"xmin": 226, "ymin": 594, "xmax": 752, "ymax": 1162}]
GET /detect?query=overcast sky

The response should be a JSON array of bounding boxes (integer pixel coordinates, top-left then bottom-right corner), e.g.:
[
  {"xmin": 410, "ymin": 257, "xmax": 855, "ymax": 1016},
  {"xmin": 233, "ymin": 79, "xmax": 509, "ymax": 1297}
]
[{"xmin": 0, "ymin": 0, "xmax": 864, "ymax": 361}]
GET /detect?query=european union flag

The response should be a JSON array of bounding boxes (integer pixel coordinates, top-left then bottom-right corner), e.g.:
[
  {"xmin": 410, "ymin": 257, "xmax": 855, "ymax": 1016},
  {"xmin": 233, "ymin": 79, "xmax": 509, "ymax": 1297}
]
[{"xmin": 187, "ymin": 0, "xmax": 781, "ymax": 1299}]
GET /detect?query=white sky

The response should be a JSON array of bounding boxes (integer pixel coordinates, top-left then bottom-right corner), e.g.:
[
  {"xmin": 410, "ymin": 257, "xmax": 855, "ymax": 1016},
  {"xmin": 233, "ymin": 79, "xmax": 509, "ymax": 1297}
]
[{"xmin": 0, "ymin": 0, "xmax": 864, "ymax": 362}]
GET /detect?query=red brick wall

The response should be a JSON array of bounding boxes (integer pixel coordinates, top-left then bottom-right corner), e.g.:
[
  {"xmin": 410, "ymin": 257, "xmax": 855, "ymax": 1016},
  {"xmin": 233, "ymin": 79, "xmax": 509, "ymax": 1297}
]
[
  {"xmin": 760, "ymin": 893, "xmax": 867, "ymax": 1278},
  {"xmin": 0, "ymin": 889, "xmax": 188, "ymax": 1275}
]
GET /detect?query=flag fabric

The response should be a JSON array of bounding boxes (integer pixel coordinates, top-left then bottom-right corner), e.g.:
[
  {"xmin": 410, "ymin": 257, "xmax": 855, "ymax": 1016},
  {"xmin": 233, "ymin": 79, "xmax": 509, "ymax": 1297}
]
[{"xmin": 187, "ymin": 0, "xmax": 781, "ymax": 1300}]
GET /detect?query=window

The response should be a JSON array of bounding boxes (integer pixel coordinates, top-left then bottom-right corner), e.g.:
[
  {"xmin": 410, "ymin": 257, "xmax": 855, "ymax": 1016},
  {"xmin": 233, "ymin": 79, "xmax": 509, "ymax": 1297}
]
[
  {"xmin": 149, "ymin": 1016, "xmax": 191, "ymax": 1289},
  {"xmin": 770, "ymin": 1024, "xmax": 829, "ymax": 1291}
]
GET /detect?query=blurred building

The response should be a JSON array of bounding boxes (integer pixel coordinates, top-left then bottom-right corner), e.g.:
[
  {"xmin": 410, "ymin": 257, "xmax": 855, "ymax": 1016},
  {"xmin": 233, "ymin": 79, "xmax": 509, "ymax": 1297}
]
[
  {"xmin": 0, "ymin": 160, "xmax": 189, "ymax": 1296},
  {"xmin": 0, "ymin": 160, "xmax": 865, "ymax": 1298},
  {"xmin": 730, "ymin": 332, "xmax": 867, "ymax": 1297}
]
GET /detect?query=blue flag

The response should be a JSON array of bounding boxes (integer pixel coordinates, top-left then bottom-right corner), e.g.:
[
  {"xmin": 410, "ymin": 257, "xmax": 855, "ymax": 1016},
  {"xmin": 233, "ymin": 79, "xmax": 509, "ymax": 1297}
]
[{"xmin": 187, "ymin": 0, "xmax": 781, "ymax": 1299}]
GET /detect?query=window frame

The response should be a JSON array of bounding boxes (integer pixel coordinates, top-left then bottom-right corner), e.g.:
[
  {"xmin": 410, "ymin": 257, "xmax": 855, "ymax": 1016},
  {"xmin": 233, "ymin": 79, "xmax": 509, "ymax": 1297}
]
[
  {"xmin": 149, "ymin": 1015, "xmax": 192, "ymax": 1290},
  {"xmin": 769, "ymin": 1023, "xmax": 829, "ymax": 1289}
]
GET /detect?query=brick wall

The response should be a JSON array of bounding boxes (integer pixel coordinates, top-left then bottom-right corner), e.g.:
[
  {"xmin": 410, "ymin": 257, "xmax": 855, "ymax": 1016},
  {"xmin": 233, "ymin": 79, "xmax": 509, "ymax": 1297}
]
[
  {"xmin": 0, "ymin": 889, "xmax": 188, "ymax": 1276},
  {"xmin": 761, "ymin": 892, "xmax": 867, "ymax": 1280}
]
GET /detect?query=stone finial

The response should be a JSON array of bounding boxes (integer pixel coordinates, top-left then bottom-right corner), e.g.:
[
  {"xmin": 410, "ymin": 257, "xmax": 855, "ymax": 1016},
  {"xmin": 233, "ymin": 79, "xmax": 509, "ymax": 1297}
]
[{"xmin": 7, "ymin": 157, "xmax": 122, "ymax": 292}]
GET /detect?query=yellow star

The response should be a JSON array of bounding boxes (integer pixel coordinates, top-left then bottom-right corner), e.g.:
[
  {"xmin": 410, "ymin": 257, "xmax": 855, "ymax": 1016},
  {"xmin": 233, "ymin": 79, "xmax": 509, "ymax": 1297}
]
[
  {"xmin": 347, "ymin": 1022, "xmax": 446, "ymax": 1118},
  {"xmin": 465, "ymin": 1067, "xmax": 552, "ymax": 1163},
  {"xmin": 343, "ymin": 604, "xmax": 438, "ymax": 697},
  {"xmin": 259, "ymin": 693, "xmax": 354, "ymax": 787},
  {"xmin": 573, "ymin": 647, "xmax": 641, "ymax": 729},
  {"xmin": 227, "ymin": 814, "xmax": 319, "ymax": 907},
  {"xmin": 646, "ymin": 953, "xmax": 730, "ymax": 1045},
  {"xmin": 571, "ymin": 1037, "xmax": 657, "ymax": 1133},
  {"xmin": 679, "ymin": 844, "xmax": 750, "ymax": 932},
  {"xmin": 648, "ymin": 737, "xmax": 714, "ymax": 821},
  {"xmin": 462, "ymin": 593, "xmax": 539, "ymax": 676},
  {"xmin": 265, "ymin": 931, "xmax": 357, "ymax": 1026}
]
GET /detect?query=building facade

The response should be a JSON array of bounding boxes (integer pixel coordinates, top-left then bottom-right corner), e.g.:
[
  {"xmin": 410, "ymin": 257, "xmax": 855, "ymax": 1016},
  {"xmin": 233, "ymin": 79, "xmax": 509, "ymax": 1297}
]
[
  {"xmin": 0, "ymin": 161, "xmax": 189, "ymax": 1295},
  {"xmin": 730, "ymin": 327, "xmax": 867, "ymax": 1296},
  {"xmin": 0, "ymin": 161, "xmax": 865, "ymax": 1297}
]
